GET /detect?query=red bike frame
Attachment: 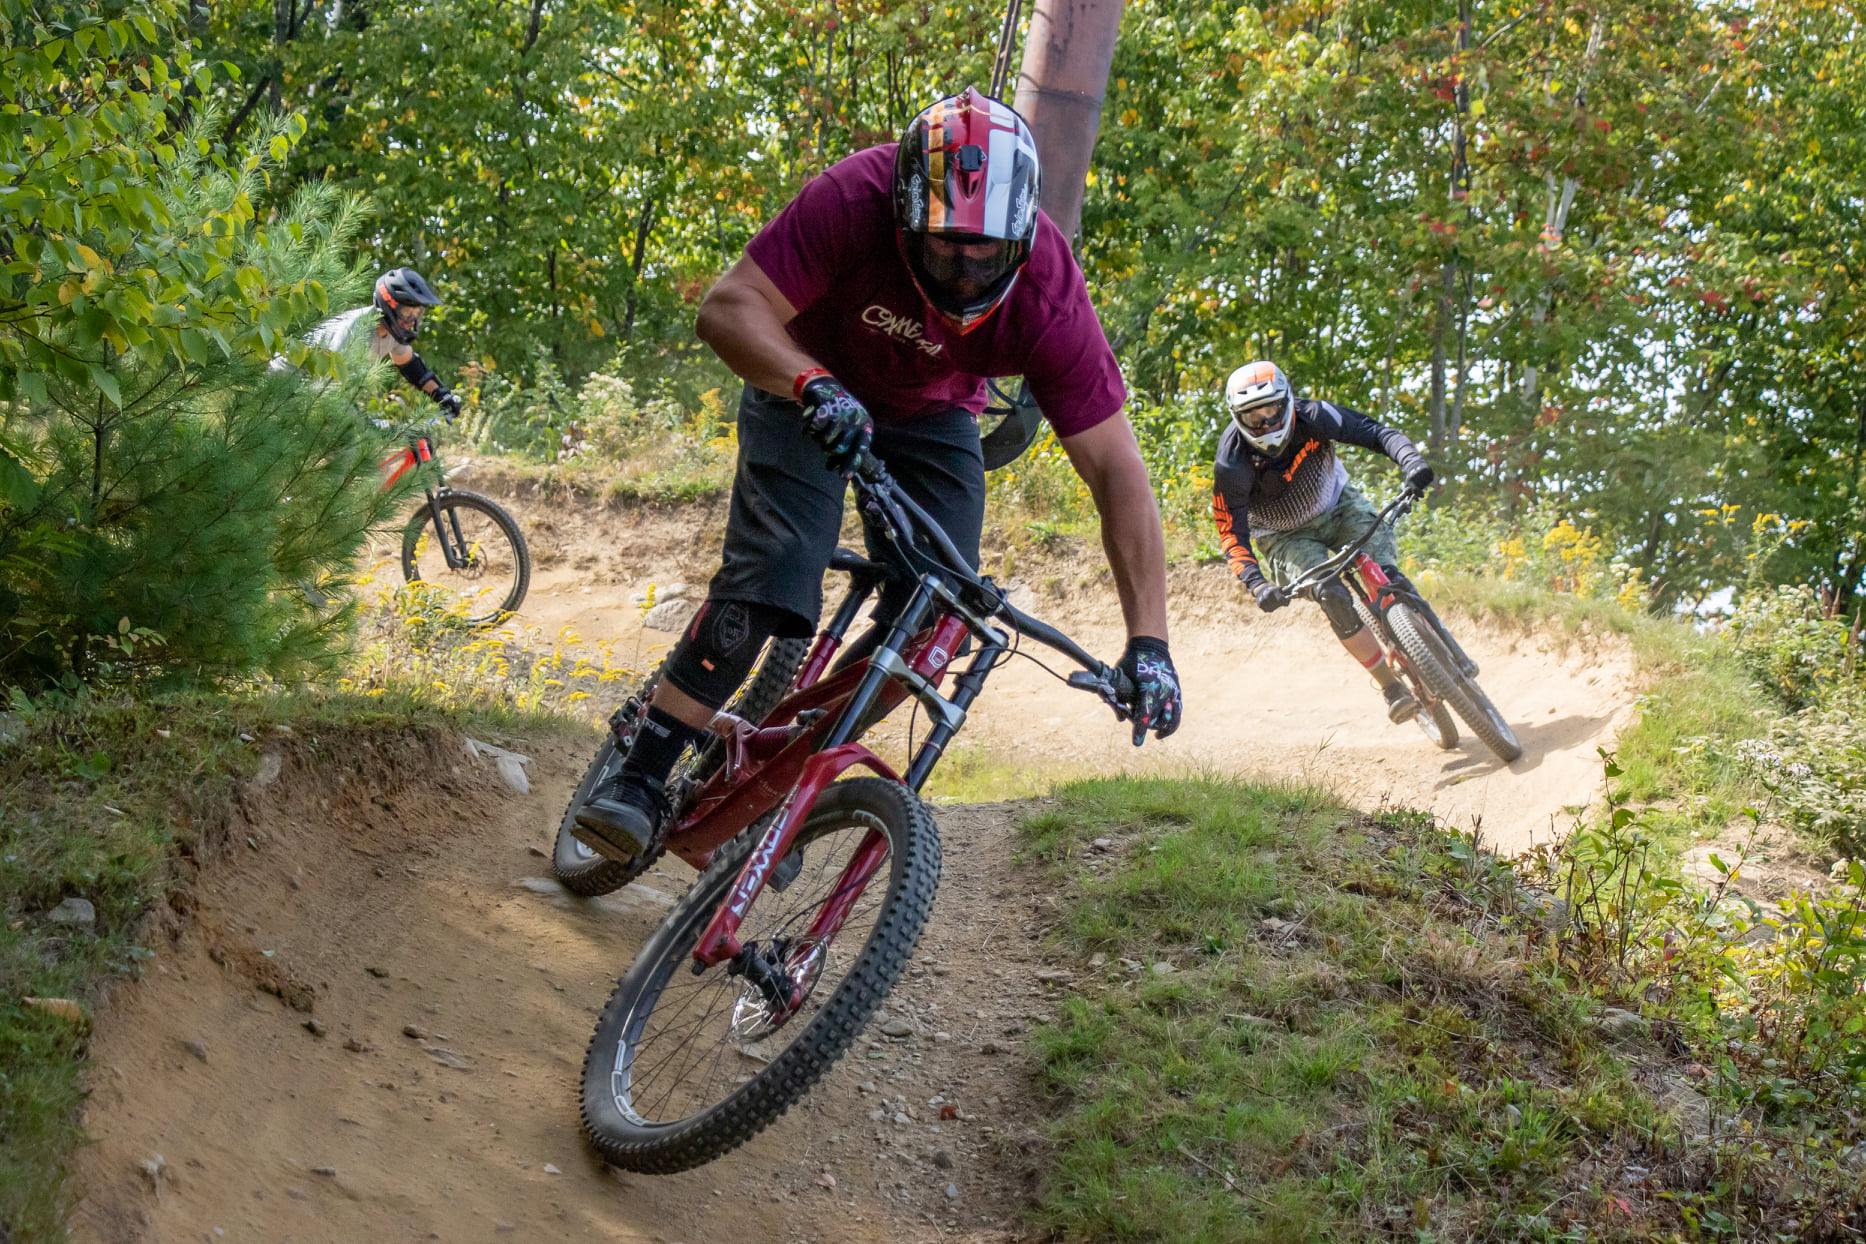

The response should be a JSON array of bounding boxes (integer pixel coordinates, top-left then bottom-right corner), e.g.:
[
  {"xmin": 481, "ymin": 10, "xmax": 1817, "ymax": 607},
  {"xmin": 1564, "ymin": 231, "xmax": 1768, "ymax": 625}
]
[
  {"xmin": 379, "ymin": 435, "xmax": 433, "ymax": 491},
  {"xmin": 666, "ymin": 610, "xmax": 972, "ymax": 974}
]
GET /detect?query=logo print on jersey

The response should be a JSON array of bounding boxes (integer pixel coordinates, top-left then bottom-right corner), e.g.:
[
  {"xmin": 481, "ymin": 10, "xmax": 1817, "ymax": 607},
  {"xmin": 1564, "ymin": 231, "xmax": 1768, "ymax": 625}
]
[{"xmin": 861, "ymin": 305, "xmax": 944, "ymax": 357}]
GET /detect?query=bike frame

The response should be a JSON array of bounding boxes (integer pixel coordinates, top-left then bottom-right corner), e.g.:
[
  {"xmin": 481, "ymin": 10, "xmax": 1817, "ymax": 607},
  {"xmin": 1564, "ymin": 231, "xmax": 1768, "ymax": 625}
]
[
  {"xmin": 645, "ymin": 461, "xmax": 1124, "ymax": 992},
  {"xmin": 1279, "ymin": 491, "xmax": 1443, "ymax": 708},
  {"xmin": 379, "ymin": 428, "xmax": 475, "ymax": 572}
]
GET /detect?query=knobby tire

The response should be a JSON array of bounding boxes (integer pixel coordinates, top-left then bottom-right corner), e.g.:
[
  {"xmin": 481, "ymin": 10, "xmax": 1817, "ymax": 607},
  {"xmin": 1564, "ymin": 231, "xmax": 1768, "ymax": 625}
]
[
  {"xmin": 1385, "ymin": 602, "xmax": 1522, "ymax": 763},
  {"xmin": 580, "ymin": 777, "xmax": 940, "ymax": 1172},
  {"xmin": 400, "ymin": 490, "xmax": 531, "ymax": 627},
  {"xmin": 551, "ymin": 639, "xmax": 808, "ymax": 897},
  {"xmin": 1357, "ymin": 593, "xmax": 1457, "ymax": 749}
]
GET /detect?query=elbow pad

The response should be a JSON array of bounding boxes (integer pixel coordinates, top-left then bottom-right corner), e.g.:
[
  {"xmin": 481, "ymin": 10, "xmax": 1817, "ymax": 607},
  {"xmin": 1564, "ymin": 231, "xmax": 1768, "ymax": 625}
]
[{"xmin": 396, "ymin": 352, "xmax": 438, "ymax": 393}]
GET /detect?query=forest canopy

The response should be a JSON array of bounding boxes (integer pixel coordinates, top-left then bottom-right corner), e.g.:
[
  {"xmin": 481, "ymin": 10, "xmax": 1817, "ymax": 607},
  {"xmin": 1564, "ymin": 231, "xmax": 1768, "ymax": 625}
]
[{"xmin": 13, "ymin": 0, "xmax": 1866, "ymax": 611}]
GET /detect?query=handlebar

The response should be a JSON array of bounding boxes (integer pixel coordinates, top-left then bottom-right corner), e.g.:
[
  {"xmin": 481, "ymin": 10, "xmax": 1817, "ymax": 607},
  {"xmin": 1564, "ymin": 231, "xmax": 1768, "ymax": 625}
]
[
  {"xmin": 1279, "ymin": 488, "xmax": 1422, "ymax": 600},
  {"xmin": 846, "ymin": 449, "xmax": 1133, "ymax": 711}
]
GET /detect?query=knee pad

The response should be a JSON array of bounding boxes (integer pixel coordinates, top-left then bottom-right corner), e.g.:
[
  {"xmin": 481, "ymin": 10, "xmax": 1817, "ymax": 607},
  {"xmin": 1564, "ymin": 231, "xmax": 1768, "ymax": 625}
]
[
  {"xmin": 661, "ymin": 598, "xmax": 791, "ymax": 710},
  {"xmin": 1313, "ymin": 578, "xmax": 1365, "ymax": 641}
]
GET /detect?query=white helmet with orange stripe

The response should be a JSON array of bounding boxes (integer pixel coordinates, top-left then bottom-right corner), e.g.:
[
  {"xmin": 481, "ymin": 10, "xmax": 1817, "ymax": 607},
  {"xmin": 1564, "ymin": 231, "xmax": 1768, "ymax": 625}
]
[{"xmin": 1225, "ymin": 361, "xmax": 1296, "ymax": 456}]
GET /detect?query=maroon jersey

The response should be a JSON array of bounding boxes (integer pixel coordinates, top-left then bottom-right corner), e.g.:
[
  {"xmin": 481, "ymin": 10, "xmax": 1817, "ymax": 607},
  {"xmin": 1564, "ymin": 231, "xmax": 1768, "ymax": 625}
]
[{"xmin": 745, "ymin": 146, "xmax": 1125, "ymax": 435}]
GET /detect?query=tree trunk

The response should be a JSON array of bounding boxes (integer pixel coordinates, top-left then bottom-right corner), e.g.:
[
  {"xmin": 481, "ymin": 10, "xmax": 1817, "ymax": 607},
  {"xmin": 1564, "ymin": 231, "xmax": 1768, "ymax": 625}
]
[
  {"xmin": 1833, "ymin": 392, "xmax": 1866, "ymax": 612},
  {"xmin": 621, "ymin": 197, "xmax": 658, "ymax": 342},
  {"xmin": 1430, "ymin": 261, "xmax": 1452, "ymax": 451},
  {"xmin": 1452, "ymin": 266, "xmax": 1471, "ymax": 444}
]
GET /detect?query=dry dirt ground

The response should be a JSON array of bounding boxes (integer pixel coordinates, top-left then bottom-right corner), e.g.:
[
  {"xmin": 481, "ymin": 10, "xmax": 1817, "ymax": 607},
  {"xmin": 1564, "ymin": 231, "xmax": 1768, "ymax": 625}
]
[
  {"xmin": 70, "ymin": 472, "xmax": 1640, "ymax": 1242},
  {"xmin": 462, "ymin": 466, "xmax": 1636, "ymax": 855}
]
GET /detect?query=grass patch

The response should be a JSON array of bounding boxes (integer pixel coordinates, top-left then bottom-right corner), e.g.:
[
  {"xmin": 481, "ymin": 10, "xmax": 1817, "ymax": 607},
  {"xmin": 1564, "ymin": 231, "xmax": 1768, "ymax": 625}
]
[
  {"xmin": 919, "ymin": 741, "xmax": 1090, "ymax": 803},
  {"xmin": 1019, "ymin": 776, "xmax": 1866, "ymax": 1242}
]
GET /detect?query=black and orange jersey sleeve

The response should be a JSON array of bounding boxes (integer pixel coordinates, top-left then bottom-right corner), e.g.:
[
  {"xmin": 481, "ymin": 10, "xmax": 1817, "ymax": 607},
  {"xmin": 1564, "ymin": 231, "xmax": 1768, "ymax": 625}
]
[
  {"xmin": 1211, "ymin": 432, "xmax": 1265, "ymax": 587},
  {"xmin": 1212, "ymin": 487, "xmax": 1261, "ymax": 583}
]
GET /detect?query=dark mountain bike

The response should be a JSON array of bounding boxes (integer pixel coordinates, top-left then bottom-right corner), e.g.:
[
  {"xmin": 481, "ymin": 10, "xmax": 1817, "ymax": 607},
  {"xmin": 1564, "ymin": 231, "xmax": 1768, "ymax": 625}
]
[
  {"xmin": 1282, "ymin": 488, "xmax": 1522, "ymax": 763},
  {"xmin": 569, "ymin": 451, "xmax": 1141, "ymax": 1173},
  {"xmin": 379, "ymin": 423, "xmax": 530, "ymax": 627}
]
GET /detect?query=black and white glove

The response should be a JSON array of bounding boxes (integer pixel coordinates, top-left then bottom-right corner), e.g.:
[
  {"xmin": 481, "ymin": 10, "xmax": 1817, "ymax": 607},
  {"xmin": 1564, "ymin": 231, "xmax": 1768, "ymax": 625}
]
[
  {"xmin": 1250, "ymin": 578, "xmax": 1289, "ymax": 613},
  {"xmin": 1115, "ymin": 637, "xmax": 1182, "ymax": 747},
  {"xmin": 1405, "ymin": 460, "xmax": 1435, "ymax": 494},
  {"xmin": 433, "ymin": 386, "xmax": 461, "ymax": 423},
  {"xmin": 798, "ymin": 376, "xmax": 874, "ymax": 476}
]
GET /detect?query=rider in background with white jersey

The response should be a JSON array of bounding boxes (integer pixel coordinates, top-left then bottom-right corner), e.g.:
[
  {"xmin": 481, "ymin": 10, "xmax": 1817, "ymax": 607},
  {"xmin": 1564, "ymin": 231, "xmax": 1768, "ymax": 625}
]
[
  {"xmin": 1212, "ymin": 361, "xmax": 1476, "ymax": 723},
  {"xmin": 311, "ymin": 268, "xmax": 461, "ymax": 422}
]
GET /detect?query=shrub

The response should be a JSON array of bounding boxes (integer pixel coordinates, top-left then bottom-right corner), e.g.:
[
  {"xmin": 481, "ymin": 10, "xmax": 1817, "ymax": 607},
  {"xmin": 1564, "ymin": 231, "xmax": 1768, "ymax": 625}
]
[
  {"xmin": 0, "ymin": 118, "xmax": 391, "ymax": 691},
  {"xmin": 1532, "ymin": 754, "xmax": 1866, "ymax": 1122},
  {"xmin": 1728, "ymin": 582, "xmax": 1854, "ymax": 712},
  {"xmin": 1399, "ymin": 495, "xmax": 1649, "ymax": 609}
]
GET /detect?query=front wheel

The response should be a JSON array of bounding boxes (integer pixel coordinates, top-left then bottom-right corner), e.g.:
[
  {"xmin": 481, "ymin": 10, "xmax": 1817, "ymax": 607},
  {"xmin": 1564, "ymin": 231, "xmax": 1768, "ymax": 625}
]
[
  {"xmin": 581, "ymin": 777, "xmax": 940, "ymax": 1173},
  {"xmin": 401, "ymin": 490, "xmax": 530, "ymax": 627},
  {"xmin": 1387, "ymin": 602, "xmax": 1522, "ymax": 763}
]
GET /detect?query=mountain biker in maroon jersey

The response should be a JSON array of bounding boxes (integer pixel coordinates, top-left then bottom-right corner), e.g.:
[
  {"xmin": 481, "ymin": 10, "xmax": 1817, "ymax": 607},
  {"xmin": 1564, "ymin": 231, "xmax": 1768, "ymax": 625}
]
[
  {"xmin": 1212, "ymin": 361, "xmax": 1477, "ymax": 724},
  {"xmin": 572, "ymin": 87, "xmax": 1182, "ymax": 864}
]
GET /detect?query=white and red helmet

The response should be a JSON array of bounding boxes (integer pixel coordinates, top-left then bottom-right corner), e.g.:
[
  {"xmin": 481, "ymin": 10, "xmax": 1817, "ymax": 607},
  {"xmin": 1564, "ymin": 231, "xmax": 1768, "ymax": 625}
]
[
  {"xmin": 1225, "ymin": 361, "xmax": 1297, "ymax": 456},
  {"xmin": 893, "ymin": 87, "xmax": 1042, "ymax": 334}
]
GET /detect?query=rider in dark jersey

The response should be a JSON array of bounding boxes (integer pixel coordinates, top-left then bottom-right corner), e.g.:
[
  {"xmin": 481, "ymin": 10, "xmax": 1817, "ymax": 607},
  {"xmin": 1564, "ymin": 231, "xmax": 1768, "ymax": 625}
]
[
  {"xmin": 1212, "ymin": 361, "xmax": 1474, "ymax": 723},
  {"xmin": 572, "ymin": 87, "xmax": 1183, "ymax": 864}
]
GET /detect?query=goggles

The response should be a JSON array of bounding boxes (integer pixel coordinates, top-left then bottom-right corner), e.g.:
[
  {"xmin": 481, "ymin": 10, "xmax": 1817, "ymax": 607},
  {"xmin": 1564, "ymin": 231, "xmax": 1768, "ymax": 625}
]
[{"xmin": 1231, "ymin": 399, "xmax": 1287, "ymax": 434}]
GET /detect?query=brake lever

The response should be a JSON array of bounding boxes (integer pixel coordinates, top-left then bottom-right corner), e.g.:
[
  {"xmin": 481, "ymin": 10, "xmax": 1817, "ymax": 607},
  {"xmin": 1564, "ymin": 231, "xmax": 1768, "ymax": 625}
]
[{"xmin": 1067, "ymin": 667, "xmax": 1135, "ymax": 721}]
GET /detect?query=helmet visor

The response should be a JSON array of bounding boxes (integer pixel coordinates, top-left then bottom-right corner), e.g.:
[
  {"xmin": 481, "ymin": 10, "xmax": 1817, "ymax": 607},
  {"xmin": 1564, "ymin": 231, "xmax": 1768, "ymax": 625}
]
[{"xmin": 901, "ymin": 232, "xmax": 1024, "ymax": 313}]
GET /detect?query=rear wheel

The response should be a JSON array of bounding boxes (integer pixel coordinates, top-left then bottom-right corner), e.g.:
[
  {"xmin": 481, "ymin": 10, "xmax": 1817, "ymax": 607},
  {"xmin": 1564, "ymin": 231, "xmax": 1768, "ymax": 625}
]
[
  {"xmin": 401, "ymin": 490, "xmax": 530, "ymax": 626},
  {"xmin": 581, "ymin": 777, "xmax": 940, "ymax": 1172},
  {"xmin": 1386, "ymin": 602, "xmax": 1522, "ymax": 763},
  {"xmin": 551, "ymin": 639, "xmax": 808, "ymax": 897}
]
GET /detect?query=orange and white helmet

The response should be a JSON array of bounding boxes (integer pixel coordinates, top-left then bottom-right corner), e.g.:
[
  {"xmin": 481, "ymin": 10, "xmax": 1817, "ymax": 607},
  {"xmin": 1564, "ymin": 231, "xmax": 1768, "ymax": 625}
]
[{"xmin": 1225, "ymin": 361, "xmax": 1296, "ymax": 456}]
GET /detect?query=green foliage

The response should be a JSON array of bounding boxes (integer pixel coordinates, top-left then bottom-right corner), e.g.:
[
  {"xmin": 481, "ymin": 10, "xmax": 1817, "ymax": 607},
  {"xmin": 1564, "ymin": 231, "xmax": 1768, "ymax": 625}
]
[
  {"xmin": 190, "ymin": 0, "xmax": 1008, "ymax": 382},
  {"xmin": 1728, "ymin": 583, "xmax": 1855, "ymax": 713},
  {"xmin": 1530, "ymin": 753, "xmax": 1866, "ymax": 1140},
  {"xmin": 0, "ymin": 0, "xmax": 340, "ymax": 398},
  {"xmin": 456, "ymin": 354, "xmax": 737, "ymax": 503},
  {"xmin": 1717, "ymin": 582, "xmax": 1866, "ymax": 857},
  {"xmin": 0, "ymin": 103, "xmax": 395, "ymax": 690},
  {"xmin": 1402, "ymin": 496, "xmax": 1652, "ymax": 610}
]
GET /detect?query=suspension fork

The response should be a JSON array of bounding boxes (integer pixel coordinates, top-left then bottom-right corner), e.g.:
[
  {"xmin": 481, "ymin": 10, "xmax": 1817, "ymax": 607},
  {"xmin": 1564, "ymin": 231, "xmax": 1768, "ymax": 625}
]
[
  {"xmin": 424, "ymin": 487, "xmax": 472, "ymax": 569},
  {"xmin": 796, "ymin": 572, "xmax": 883, "ymax": 691}
]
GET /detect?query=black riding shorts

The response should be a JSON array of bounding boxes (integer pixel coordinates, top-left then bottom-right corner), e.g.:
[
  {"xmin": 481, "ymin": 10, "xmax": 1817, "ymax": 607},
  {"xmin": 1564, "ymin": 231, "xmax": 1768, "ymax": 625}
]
[{"xmin": 706, "ymin": 384, "xmax": 987, "ymax": 638}]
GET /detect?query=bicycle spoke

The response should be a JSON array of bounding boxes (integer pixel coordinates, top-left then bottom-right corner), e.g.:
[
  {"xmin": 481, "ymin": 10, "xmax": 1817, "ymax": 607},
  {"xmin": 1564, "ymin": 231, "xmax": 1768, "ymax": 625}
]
[{"xmin": 615, "ymin": 819, "xmax": 894, "ymax": 1126}]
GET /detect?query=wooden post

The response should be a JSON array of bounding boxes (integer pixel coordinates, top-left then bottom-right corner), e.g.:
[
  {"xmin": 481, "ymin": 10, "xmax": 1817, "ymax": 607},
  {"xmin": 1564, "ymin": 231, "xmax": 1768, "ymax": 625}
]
[{"xmin": 1012, "ymin": 0, "xmax": 1126, "ymax": 245}]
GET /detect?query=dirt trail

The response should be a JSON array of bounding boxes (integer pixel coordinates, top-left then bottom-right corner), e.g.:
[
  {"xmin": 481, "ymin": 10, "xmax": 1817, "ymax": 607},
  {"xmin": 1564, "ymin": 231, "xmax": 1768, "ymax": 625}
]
[
  {"xmin": 71, "ymin": 477, "xmax": 1638, "ymax": 1241},
  {"xmin": 481, "ymin": 470, "xmax": 1635, "ymax": 854},
  {"xmin": 74, "ymin": 733, "xmax": 1063, "ymax": 1243}
]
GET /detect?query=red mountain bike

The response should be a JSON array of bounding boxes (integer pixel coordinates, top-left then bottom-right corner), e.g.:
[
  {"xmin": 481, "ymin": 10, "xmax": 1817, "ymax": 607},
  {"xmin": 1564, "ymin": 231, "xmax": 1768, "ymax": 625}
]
[
  {"xmin": 1283, "ymin": 488, "xmax": 1521, "ymax": 763},
  {"xmin": 563, "ymin": 454, "xmax": 1138, "ymax": 1173},
  {"xmin": 378, "ymin": 422, "xmax": 530, "ymax": 626}
]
